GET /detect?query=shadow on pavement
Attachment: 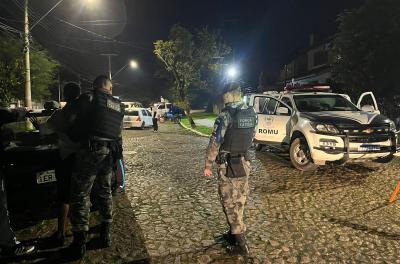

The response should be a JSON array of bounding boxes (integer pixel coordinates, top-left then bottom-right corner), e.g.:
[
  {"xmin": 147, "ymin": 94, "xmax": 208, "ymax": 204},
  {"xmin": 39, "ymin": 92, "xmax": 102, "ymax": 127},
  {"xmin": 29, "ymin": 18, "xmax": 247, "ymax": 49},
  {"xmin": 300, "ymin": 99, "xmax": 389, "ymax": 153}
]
[
  {"xmin": 1, "ymin": 194, "xmax": 150, "ymax": 264},
  {"xmin": 326, "ymin": 215, "xmax": 400, "ymax": 240}
]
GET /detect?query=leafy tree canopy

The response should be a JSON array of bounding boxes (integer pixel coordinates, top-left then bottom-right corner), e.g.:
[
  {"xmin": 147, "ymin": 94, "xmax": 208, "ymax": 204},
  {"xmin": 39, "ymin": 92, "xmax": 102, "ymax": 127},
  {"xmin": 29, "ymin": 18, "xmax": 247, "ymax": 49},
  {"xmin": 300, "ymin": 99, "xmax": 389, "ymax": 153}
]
[
  {"xmin": 332, "ymin": 0, "xmax": 400, "ymax": 98},
  {"xmin": 0, "ymin": 34, "xmax": 59, "ymax": 107},
  {"xmin": 154, "ymin": 24, "xmax": 230, "ymax": 126}
]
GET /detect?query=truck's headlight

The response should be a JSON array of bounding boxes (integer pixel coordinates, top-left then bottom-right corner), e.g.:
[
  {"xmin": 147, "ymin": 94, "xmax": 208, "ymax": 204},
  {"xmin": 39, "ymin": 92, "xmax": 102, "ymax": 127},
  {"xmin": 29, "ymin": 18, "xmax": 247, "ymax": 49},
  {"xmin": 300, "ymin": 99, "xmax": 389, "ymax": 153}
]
[{"xmin": 311, "ymin": 123, "xmax": 339, "ymax": 134}]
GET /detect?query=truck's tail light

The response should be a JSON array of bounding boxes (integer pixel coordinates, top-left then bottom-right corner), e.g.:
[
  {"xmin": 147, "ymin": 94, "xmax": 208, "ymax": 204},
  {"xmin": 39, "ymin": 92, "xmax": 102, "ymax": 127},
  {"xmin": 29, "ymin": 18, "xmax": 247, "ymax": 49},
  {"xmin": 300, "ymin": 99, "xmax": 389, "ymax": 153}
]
[{"xmin": 136, "ymin": 116, "xmax": 141, "ymax": 122}]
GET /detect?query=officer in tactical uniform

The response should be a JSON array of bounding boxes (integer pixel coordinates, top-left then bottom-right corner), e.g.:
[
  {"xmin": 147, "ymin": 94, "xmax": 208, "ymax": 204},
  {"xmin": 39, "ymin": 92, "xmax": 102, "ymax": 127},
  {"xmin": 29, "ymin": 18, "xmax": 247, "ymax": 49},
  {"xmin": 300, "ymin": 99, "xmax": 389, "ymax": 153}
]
[
  {"xmin": 204, "ymin": 84, "xmax": 257, "ymax": 255},
  {"xmin": 66, "ymin": 75, "xmax": 124, "ymax": 259}
]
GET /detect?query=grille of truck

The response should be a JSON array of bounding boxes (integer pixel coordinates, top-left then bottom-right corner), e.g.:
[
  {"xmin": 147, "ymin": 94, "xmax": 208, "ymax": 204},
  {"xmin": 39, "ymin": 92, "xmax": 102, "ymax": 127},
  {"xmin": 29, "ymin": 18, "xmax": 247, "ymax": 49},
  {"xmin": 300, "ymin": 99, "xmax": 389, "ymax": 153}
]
[{"xmin": 334, "ymin": 124, "xmax": 391, "ymax": 143}]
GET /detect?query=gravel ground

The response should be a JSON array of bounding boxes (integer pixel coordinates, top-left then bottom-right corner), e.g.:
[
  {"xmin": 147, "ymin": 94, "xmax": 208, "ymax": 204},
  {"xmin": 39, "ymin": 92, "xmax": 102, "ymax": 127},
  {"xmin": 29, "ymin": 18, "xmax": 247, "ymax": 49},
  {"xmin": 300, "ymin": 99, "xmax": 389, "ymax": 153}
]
[{"xmin": 4, "ymin": 123, "xmax": 400, "ymax": 264}]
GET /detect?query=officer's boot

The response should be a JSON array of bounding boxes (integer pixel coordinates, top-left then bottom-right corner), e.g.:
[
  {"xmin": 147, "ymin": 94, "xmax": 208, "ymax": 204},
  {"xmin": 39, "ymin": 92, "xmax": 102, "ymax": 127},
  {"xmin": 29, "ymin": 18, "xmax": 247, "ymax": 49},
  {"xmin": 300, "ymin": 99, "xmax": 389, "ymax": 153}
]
[
  {"xmin": 100, "ymin": 222, "xmax": 112, "ymax": 248},
  {"xmin": 64, "ymin": 231, "xmax": 87, "ymax": 260},
  {"xmin": 222, "ymin": 232, "xmax": 236, "ymax": 245},
  {"xmin": 233, "ymin": 234, "xmax": 250, "ymax": 256}
]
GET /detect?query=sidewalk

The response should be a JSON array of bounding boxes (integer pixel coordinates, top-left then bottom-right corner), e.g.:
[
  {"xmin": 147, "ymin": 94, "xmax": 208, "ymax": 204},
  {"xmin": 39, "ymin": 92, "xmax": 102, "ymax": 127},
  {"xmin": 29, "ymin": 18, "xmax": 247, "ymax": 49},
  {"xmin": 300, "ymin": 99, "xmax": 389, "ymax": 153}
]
[{"xmin": 195, "ymin": 118, "xmax": 214, "ymax": 128}]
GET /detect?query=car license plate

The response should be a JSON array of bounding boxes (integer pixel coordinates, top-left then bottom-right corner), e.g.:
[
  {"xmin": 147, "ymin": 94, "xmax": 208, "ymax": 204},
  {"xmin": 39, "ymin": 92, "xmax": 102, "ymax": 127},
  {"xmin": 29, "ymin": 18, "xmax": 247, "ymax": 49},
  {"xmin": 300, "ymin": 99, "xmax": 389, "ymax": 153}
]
[
  {"xmin": 358, "ymin": 144, "xmax": 381, "ymax": 152},
  {"xmin": 36, "ymin": 170, "xmax": 57, "ymax": 184}
]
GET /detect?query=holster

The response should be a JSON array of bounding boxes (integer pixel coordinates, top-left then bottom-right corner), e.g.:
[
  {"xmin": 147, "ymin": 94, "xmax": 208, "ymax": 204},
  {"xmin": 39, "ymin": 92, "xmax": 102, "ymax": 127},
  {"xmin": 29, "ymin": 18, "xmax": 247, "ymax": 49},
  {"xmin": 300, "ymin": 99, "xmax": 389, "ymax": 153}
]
[{"xmin": 218, "ymin": 153, "xmax": 247, "ymax": 178}]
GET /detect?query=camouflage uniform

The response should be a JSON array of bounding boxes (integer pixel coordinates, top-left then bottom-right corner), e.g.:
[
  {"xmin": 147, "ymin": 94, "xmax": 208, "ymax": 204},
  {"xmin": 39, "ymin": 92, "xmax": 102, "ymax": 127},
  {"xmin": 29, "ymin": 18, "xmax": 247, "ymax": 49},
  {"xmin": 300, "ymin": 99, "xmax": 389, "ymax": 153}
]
[
  {"xmin": 70, "ymin": 144, "xmax": 114, "ymax": 232},
  {"xmin": 68, "ymin": 91, "xmax": 122, "ymax": 233},
  {"xmin": 205, "ymin": 102, "xmax": 252, "ymax": 235}
]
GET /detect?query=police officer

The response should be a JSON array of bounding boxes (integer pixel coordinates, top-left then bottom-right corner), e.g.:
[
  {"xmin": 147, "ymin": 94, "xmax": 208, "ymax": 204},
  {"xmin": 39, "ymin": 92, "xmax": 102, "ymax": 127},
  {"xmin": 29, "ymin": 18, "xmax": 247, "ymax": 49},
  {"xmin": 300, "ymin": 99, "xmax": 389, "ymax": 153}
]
[
  {"xmin": 66, "ymin": 75, "xmax": 124, "ymax": 259},
  {"xmin": 203, "ymin": 84, "xmax": 256, "ymax": 255}
]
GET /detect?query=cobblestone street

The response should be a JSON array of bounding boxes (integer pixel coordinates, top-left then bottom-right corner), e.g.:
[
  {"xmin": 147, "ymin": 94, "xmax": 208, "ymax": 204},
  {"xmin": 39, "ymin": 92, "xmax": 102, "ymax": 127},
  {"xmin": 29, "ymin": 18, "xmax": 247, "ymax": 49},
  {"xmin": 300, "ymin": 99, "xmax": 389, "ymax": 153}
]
[
  {"xmin": 123, "ymin": 123, "xmax": 400, "ymax": 263},
  {"xmin": 8, "ymin": 123, "xmax": 400, "ymax": 264}
]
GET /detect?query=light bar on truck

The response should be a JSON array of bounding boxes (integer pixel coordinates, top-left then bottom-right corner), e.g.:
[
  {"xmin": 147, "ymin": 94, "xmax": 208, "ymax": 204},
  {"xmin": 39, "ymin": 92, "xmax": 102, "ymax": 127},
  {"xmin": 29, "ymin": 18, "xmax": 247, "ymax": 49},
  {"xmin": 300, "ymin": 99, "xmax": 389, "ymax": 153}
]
[{"xmin": 284, "ymin": 84, "xmax": 331, "ymax": 93}]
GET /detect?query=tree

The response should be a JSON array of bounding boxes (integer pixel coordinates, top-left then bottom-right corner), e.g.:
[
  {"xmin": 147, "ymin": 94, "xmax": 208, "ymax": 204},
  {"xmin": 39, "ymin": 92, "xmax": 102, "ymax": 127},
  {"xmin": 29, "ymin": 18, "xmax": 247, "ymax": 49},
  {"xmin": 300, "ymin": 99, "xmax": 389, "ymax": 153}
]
[
  {"xmin": 332, "ymin": 0, "xmax": 400, "ymax": 98},
  {"xmin": 194, "ymin": 27, "xmax": 231, "ymax": 111},
  {"xmin": 0, "ymin": 34, "xmax": 59, "ymax": 107},
  {"xmin": 154, "ymin": 25, "xmax": 230, "ymax": 127}
]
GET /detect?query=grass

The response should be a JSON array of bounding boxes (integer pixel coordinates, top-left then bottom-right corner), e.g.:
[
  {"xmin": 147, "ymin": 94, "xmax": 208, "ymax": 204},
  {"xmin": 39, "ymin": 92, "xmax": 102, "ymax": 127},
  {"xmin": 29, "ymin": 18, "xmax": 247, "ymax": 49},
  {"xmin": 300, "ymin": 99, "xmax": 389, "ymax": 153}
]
[
  {"xmin": 181, "ymin": 117, "xmax": 213, "ymax": 136},
  {"xmin": 190, "ymin": 112, "xmax": 218, "ymax": 121}
]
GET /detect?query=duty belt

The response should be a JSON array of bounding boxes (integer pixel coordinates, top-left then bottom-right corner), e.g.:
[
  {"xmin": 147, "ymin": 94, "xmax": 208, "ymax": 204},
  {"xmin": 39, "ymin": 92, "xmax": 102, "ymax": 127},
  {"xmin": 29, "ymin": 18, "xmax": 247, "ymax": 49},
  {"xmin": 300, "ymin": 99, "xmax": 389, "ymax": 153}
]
[{"xmin": 216, "ymin": 152, "xmax": 245, "ymax": 164}]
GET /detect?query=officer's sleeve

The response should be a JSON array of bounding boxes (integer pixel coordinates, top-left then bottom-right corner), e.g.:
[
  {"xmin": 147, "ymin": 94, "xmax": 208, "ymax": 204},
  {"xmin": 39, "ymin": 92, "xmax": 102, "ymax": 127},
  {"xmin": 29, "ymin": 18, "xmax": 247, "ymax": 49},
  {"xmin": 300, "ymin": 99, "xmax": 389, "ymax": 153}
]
[{"xmin": 204, "ymin": 111, "xmax": 230, "ymax": 169}]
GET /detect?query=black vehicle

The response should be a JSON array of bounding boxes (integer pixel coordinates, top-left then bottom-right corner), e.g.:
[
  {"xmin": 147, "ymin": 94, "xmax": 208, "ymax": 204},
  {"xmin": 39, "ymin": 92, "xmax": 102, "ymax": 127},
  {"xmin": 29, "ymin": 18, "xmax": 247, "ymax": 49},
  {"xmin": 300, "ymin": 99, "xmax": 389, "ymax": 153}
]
[{"xmin": 1, "ymin": 110, "xmax": 59, "ymax": 213}]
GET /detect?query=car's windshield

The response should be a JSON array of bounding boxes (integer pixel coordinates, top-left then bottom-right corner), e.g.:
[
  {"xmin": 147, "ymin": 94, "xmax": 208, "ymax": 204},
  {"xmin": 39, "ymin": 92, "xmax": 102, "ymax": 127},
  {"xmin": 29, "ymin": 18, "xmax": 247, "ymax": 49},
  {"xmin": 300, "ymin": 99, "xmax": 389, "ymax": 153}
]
[{"xmin": 294, "ymin": 94, "xmax": 358, "ymax": 112}]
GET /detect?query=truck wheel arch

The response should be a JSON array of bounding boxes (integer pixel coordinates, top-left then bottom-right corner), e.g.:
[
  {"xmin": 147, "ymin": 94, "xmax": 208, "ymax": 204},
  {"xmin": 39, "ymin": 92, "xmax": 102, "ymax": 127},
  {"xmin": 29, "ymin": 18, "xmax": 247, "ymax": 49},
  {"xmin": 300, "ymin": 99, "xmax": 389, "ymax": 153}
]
[
  {"xmin": 291, "ymin": 131, "xmax": 305, "ymax": 143},
  {"xmin": 290, "ymin": 131, "xmax": 314, "ymax": 155}
]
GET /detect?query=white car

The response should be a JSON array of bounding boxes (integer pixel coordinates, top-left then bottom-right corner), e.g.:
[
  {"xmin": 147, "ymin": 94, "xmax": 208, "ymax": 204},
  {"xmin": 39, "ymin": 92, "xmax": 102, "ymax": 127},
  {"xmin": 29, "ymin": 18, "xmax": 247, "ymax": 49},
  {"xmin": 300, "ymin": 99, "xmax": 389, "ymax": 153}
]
[
  {"xmin": 245, "ymin": 85, "xmax": 397, "ymax": 171},
  {"xmin": 123, "ymin": 108, "xmax": 153, "ymax": 129}
]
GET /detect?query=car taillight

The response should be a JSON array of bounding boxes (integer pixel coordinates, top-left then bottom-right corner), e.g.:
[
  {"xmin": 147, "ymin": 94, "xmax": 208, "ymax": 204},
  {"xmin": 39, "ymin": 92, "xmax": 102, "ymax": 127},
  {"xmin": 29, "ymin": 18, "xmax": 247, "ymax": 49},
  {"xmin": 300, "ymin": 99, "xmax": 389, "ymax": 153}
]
[{"xmin": 136, "ymin": 116, "xmax": 141, "ymax": 121}]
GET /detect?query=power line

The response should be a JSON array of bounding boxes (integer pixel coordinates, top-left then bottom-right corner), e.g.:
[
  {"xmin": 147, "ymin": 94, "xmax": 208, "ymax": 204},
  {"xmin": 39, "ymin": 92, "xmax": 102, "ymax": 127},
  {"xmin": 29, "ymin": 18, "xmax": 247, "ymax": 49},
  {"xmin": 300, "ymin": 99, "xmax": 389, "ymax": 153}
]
[
  {"xmin": 54, "ymin": 16, "xmax": 152, "ymax": 52},
  {"xmin": 0, "ymin": 21, "xmax": 22, "ymax": 34}
]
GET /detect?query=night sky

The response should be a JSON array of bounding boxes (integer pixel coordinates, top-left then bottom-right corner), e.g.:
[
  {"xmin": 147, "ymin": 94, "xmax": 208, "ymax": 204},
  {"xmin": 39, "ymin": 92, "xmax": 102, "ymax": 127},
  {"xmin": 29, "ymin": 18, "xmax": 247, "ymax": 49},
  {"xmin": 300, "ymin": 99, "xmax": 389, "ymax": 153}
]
[{"xmin": 0, "ymin": 0, "xmax": 366, "ymax": 103}]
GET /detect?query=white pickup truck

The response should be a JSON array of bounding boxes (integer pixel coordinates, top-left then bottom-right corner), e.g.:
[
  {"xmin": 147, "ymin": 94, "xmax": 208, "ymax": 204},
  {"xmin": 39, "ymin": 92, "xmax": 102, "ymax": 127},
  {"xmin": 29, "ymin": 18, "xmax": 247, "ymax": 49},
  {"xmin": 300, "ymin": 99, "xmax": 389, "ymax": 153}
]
[{"xmin": 245, "ymin": 85, "xmax": 397, "ymax": 171}]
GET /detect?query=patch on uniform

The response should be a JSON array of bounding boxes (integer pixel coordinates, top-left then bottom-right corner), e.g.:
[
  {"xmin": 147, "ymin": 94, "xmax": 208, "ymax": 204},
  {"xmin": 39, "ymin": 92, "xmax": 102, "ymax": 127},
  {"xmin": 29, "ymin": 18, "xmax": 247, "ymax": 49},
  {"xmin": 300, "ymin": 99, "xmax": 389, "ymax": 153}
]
[
  {"xmin": 107, "ymin": 98, "xmax": 121, "ymax": 112},
  {"xmin": 238, "ymin": 117, "xmax": 255, "ymax": 128}
]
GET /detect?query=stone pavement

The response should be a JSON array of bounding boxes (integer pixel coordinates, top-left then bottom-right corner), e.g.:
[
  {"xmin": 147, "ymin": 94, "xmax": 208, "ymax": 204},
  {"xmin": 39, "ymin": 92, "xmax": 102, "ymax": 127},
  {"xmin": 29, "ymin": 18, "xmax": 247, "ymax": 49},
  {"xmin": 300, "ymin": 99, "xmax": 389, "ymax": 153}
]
[
  {"xmin": 123, "ymin": 124, "xmax": 400, "ymax": 263},
  {"xmin": 6, "ymin": 123, "xmax": 400, "ymax": 264}
]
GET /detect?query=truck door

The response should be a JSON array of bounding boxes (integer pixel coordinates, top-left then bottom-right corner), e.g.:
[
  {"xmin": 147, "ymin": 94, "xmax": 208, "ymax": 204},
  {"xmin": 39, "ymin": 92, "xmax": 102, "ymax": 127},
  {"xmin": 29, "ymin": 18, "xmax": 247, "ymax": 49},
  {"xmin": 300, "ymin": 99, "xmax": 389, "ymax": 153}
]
[
  {"xmin": 357, "ymin": 91, "xmax": 380, "ymax": 114},
  {"xmin": 254, "ymin": 96, "xmax": 292, "ymax": 145}
]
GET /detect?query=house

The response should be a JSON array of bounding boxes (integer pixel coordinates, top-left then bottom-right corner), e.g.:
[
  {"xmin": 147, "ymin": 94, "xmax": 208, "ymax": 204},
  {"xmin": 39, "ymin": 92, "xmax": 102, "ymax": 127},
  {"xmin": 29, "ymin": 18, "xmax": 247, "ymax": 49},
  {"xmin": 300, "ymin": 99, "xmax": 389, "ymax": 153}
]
[{"xmin": 278, "ymin": 36, "xmax": 334, "ymax": 86}]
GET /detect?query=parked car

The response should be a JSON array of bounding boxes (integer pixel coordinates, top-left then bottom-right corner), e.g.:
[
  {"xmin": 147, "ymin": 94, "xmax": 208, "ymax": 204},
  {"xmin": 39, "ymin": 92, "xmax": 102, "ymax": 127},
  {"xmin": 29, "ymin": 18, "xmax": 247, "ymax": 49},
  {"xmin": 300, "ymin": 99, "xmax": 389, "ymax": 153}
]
[
  {"xmin": 166, "ymin": 105, "xmax": 185, "ymax": 123},
  {"xmin": 245, "ymin": 84, "xmax": 398, "ymax": 171},
  {"xmin": 1, "ymin": 110, "xmax": 59, "ymax": 212},
  {"xmin": 123, "ymin": 108, "xmax": 153, "ymax": 129}
]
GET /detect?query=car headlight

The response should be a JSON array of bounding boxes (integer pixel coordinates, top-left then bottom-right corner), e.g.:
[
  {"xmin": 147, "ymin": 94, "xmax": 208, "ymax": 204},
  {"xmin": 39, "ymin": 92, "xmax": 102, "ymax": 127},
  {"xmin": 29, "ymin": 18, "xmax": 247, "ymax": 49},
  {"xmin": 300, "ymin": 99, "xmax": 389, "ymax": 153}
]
[{"xmin": 311, "ymin": 123, "xmax": 340, "ymax": 134}]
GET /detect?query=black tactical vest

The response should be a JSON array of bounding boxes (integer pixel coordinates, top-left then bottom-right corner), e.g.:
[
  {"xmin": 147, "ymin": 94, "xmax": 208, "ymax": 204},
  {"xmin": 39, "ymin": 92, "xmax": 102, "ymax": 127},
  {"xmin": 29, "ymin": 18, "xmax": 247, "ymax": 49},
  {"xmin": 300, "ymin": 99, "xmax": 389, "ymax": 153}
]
[
  {"xmin": 89, "ymin": 91, "xmax": 124, "ymax": 140},
  {"xmin": 220, "ymin": 105, "xmax": 257, "ymax": 154}
]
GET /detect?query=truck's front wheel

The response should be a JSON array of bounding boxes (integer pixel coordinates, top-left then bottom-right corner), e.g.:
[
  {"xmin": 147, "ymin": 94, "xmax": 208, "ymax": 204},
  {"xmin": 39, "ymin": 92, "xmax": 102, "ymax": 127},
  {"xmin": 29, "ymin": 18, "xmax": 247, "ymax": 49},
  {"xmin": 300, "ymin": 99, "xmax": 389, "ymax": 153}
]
[{"xmin": 290, "ymin": 137, "xmax": 318, "ymax": 171}]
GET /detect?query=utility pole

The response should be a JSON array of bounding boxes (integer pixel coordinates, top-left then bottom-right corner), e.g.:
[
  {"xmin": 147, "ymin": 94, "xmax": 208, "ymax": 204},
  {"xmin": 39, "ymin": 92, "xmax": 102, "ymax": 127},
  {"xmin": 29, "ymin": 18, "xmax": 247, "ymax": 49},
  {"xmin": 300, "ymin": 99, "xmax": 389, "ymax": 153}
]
[
  {"xmin": 100, "ymin": 54, "xmax": 118, "ymax": 81},
  {"xmin": 24, "ymin": 0, "xmax": 32, "ymax": 109},
  {"xmin": 78, "ymin": 74, "xmax": 81, "ymax": 87},
  {"xmin": 58, "ymin": 71, "xmax": 61, "ymax": 102}
]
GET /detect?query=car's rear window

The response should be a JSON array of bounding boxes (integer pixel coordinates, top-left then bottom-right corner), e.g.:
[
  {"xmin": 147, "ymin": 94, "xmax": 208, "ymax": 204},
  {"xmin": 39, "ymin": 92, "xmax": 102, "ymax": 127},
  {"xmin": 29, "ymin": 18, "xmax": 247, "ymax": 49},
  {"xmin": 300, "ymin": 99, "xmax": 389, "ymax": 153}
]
[{"xmin": 126, "ymin": 111, "xmax": 139, "ymax": 116}]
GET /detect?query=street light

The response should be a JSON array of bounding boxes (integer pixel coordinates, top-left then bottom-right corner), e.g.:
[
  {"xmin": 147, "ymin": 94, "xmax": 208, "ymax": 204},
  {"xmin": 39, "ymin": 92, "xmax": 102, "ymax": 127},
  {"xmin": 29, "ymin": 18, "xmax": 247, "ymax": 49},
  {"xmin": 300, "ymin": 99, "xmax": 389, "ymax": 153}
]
[
  {"xmin": 129, "ymin": 60, "xmax": 138, "ymax": 69},
  {"xmin": 112, "ymin": 59, "xmax": 139, "ymax": 80},
  {"xmin": 226, "ymin": 65, "xmax": 238, "ymax": 79}
]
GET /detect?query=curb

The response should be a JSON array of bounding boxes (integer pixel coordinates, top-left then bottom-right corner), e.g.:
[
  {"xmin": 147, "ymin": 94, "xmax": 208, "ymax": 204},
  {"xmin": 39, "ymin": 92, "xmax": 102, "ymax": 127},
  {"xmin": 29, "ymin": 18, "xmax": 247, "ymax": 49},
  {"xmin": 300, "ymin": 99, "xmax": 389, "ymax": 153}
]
[{"xmin": 179, "ymin": 121, "xmax": 210, "ymax": 137}]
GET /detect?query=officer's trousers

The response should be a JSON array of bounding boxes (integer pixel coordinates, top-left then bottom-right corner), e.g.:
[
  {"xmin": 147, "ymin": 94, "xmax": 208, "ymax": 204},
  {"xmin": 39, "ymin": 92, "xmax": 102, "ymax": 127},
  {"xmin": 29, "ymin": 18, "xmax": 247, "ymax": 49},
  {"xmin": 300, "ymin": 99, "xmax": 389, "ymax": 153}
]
[
  {"xmin": 70, "ymin": 147, "xmax": 113, "ymax": 232},
  {"xmin": 0, "ymin": 170, "xmax": 16, "ymax": 248},
  {"xmin": 217, "ymin": 159, "xmax": 250, "ymax": 234}
]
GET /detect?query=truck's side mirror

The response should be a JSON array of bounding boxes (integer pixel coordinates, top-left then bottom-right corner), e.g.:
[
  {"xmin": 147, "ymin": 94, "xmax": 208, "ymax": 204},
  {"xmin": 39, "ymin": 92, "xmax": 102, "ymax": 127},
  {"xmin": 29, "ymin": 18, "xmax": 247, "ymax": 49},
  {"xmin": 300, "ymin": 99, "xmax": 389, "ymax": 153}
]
[
  {"xmin": 276, "ymin": 106, "xmax": 290, "ymax": 115},
  {"xmin": 361, "ymin": 105, "xmax": 375, "ymax": 112}
]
